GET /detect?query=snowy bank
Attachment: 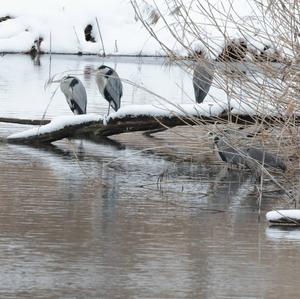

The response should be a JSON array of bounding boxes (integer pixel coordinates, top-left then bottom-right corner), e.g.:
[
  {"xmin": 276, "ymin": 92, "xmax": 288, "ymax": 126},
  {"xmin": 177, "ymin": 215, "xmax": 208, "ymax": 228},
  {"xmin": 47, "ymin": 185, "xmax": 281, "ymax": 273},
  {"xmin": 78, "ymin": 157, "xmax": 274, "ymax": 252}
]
[
  {"xmin": 0, "ymin": 0, "xmax": 284, "ymax": 57},
  {"xmin": 0, "ymin": 0, "xmax": 162, "ymax": 55}
]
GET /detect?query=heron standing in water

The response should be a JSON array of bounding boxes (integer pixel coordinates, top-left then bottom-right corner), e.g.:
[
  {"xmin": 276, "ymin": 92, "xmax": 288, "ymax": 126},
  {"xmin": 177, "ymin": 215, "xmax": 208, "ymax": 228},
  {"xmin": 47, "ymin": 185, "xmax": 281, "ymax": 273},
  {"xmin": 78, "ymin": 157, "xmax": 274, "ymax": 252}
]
[{"xmin": 210, "ymin": 131, "xmax": 286, "ymax": 172}]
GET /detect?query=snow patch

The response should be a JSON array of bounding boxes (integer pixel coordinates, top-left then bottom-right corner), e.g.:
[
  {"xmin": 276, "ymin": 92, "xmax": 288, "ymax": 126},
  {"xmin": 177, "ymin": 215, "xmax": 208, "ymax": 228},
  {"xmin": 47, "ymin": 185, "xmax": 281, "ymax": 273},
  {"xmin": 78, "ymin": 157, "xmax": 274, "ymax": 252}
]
[
  {"xmin": 266, "ymin": 210, "xmax": 300, "ymax": 222},
  {"xmin": 7, "ymin": 114, "xmax": 101, "ymax": 140},
  {"xmin": 108, "ymin": 102, "xmax": 228, "ymax": 120}
]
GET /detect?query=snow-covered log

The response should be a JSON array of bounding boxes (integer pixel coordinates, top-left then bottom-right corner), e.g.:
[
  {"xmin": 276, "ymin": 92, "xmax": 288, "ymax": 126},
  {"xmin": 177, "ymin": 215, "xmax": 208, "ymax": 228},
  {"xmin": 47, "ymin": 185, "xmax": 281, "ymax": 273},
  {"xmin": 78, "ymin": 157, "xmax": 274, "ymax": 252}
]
[
  {"xmin": 4, "ymin": 102, "xmax": 298, "ymax": 144},
  {"xmin": 6, "ymin": 103, "xmax": 227, "ymax": 143},
  {"xmin": 266, "ymin": 210, "xmax": 300, "ymax": 226},
  {"xmin": 7, "ymin": 115, "xmax": 101, "ymax": 144}
]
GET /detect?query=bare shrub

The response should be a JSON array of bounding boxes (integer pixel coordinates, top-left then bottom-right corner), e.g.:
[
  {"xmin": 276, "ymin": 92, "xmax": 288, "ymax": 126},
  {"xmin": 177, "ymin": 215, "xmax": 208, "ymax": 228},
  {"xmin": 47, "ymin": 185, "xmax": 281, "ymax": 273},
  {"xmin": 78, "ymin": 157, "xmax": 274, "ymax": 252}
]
[{"xmin": 131, "ymin": 0, "xmax": 300, "ymax": 202}]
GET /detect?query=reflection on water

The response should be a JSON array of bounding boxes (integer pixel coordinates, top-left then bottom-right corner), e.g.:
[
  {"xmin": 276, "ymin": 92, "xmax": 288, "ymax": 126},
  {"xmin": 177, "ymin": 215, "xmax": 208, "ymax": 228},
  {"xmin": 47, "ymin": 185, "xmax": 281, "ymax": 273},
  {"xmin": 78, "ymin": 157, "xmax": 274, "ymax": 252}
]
[
  {"xmin": 266, "ymin": 226, "xmax": 300, "ymax": 242},
  {"xmin": 0, "ymin": 55, "xmax": 299, "ymax": 298}
]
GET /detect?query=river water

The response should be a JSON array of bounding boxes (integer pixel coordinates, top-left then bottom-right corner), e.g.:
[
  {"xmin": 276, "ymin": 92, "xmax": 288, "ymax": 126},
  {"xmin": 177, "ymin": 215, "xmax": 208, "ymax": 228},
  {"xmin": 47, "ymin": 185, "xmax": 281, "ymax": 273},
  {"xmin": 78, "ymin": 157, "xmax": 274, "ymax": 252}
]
[{"xmin": 0, "ymin": 54, "xmax": 299, "ymax": 298}]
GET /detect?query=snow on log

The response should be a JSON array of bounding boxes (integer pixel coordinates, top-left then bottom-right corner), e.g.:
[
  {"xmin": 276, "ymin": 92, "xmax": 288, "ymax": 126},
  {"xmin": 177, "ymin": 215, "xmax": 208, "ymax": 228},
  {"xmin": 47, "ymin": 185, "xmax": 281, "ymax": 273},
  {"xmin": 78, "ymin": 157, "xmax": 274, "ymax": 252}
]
[
  {"xmin": 5, "ymin": 101, "xmax": 299, "ymax": 144},
  {"xmin": 266, "ymin": 210, "xmax": 300, "ymax": 226},
  {"xmin": 7, "ymin": 114, "xmax": 102, "ymax": 144},
  {"xmin": 6, "ymin": 103, "xmax": 228, "ymax": 144}
]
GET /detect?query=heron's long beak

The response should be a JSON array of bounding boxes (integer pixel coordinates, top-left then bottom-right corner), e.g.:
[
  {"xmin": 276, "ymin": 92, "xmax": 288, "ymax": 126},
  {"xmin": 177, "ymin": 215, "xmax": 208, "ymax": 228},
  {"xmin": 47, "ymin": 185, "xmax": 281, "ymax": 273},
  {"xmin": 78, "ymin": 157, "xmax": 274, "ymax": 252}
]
[{"xmin": 51, "ymin": 79, "xmax": 61, "ymax": 83}]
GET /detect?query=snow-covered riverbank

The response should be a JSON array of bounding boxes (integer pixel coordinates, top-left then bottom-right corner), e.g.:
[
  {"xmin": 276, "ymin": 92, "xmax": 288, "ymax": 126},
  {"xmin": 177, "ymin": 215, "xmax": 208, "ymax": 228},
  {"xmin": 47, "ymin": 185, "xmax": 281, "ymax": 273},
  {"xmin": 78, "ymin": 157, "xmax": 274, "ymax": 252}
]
[
  {"xmin": 0, "ymin": 0, "xmax": 163, "ymax": 55},
  {"xmin": 0, "ymin": 0, "xmax": 281, "ymax": 58}
]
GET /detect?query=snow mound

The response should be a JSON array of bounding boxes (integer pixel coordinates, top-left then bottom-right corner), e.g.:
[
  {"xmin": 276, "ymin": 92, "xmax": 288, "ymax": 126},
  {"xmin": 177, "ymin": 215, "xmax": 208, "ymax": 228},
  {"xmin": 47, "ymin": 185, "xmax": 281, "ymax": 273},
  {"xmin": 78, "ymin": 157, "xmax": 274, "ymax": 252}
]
[{"xmin": 266, "ymin": 210, "xmax": 300, "ymax": 225}]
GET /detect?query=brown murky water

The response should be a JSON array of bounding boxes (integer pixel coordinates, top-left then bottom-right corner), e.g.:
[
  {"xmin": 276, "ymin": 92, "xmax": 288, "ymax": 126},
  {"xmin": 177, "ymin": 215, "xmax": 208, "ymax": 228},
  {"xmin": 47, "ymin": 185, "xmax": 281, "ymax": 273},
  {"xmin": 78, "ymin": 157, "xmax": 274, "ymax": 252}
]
[{"xmin": 0, "ymin": 56, "xmax": 299, "ymax": 298}]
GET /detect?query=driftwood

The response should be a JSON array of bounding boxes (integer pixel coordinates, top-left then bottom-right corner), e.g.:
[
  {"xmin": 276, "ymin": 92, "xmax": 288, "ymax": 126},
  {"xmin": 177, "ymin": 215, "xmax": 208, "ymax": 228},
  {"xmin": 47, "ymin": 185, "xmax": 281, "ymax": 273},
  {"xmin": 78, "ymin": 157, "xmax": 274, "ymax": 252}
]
[
  {"xmin": 0, "ymin": 117, "xmax": 50, "ymax": 125},
  {"xmin": 3, "ymin": 109, "xmax": 299, "ymax": 144}
]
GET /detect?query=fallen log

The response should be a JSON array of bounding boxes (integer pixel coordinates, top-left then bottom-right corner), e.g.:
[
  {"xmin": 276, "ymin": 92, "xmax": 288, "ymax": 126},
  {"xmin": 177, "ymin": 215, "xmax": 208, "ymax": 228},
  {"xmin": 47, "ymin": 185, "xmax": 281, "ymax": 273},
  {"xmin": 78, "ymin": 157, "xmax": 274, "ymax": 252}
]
[
  {"xmin": 7, "ymin": 115, "xmax": 101, "ymax": 144},
  {"xmin": 4, "ymin": 102, "xmax": 299, "ymax": 144},
  {"xmin": 7, "ymin": 113, "xmax": 228, "ymax": 144}
]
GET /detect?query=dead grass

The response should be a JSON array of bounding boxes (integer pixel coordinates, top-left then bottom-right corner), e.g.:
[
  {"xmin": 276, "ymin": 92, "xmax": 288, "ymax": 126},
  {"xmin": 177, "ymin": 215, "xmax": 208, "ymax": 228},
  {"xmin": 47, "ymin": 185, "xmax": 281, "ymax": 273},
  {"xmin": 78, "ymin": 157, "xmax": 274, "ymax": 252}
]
[{"xmin": 131, "ymin": 0, "xmax": 300, "ymax": 205}]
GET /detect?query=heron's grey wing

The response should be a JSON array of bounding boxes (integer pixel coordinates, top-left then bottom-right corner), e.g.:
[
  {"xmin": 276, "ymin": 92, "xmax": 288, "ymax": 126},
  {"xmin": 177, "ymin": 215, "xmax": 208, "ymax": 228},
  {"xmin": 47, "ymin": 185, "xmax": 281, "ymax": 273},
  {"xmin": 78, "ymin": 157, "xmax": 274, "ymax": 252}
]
[
  {"xmin": 246, "ymin": 148, "xmax": 286, "ymax": 171},
  {"xmin": 71, "ymin": 81, "xmax": 87, "ymax": 114},
  {"xmin": 193, "ymin": 63, "xmax": 214, "ymax": 104},
  {"xmin": 105, "ymin": 73, "xmax": 123, "ymax": 111}
]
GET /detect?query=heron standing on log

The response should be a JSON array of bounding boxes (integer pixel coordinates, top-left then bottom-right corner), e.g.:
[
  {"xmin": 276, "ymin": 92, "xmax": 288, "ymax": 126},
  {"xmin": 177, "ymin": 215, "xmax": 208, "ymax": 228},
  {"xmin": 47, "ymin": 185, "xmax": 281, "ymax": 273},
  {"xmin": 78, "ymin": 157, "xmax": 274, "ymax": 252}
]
[
  {"xmin": 60, "ymin": 76, "xmax": 87, "ymax": 115},
  {"xmin": 95, "ymin": 65, "xmax": 123, "ymax": 115}
]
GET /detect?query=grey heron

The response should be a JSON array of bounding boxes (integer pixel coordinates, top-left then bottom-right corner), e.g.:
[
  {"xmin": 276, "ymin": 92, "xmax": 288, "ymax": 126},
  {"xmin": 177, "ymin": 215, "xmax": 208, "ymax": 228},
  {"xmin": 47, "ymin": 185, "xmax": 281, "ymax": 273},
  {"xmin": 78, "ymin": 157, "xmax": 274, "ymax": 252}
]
[
  {"xmin": 60, "ymin": 76, "xmax": 87, "ymax": 115},
  {"xmin": 193, "ymin": 61, "xmax": 214, "ymax": 104},
  {"xmin": 95, "ymin": 65, "xmax": 123, "ymax": 114},
  {"xmin": 211, "ymin": 132, "xmax": 286, "ymax": 172}
]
